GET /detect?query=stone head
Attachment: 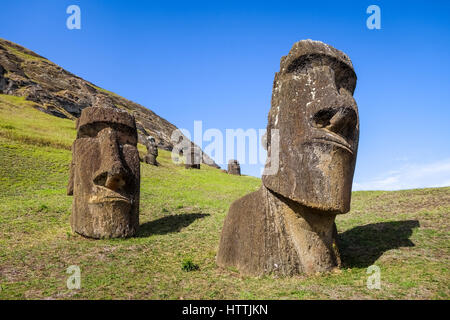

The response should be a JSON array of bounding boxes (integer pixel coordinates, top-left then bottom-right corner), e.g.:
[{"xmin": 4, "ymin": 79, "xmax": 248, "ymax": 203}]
[
  {"xmin": 185, "ymin": 142, "xmax": 202, "ymax": 169},
  {"xmin": 262, "ymin": 40, "xmax": 359, "ymax": 213},
  {"xmin": 146, "ymin": 136, "xmax": 158, "ymax": 155},
  {"xmin": 228, "ymin": 160, "xmax": 241, "ymax": 175},
  {"xmin": 67, "ymin": 107, "xmax": 140, "ymax": 238}
]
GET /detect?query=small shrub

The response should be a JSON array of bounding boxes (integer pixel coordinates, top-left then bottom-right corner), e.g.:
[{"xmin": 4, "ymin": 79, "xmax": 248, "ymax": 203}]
[
  {"xmin": 181, "ymin": 258, "xmax": 199, "ymax": 272},
  {"xmin": 1, "ymin": 124, "xmax": 15, "ymax": 130},
  {"xmin": 37, "ymin": 204, "xmax": 49, "ymax": 212}
]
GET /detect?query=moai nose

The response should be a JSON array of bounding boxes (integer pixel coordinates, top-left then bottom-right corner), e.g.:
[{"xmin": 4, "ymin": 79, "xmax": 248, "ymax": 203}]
[
  {"xmin": 93, "ymin": 127, "xmax": 128, "ymax": 191},
  {"xmin": 327, "ymin": 107, "xmax": 357, "ymax": 139},
  {"xmin": 311, "ymin": 107, "xmax": 357, "ymax": 142},
  {"xmin": 104, "ymin": 163, "xmax": 126, "ymax": 191}
]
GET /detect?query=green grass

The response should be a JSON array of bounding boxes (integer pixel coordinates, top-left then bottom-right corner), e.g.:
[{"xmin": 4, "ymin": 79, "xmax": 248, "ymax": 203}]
[
  {"xmin": 0, "ymin": 95, "xmax": 75, "ymax": 150},
  {"xmin": 0, "ymin": 94, "xmax": 449, "ymax": 299},
  {"xmin": 1, "ymin": 42, "xmax": 46, "ymax": 63}
]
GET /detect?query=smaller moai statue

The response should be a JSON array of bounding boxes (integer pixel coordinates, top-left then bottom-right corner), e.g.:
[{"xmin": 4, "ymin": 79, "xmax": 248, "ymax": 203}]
[
  {"xmin": 144, "ymin": 136, "xmax": 158, "ymax": 166},
  {"xmin": 227, "ymin": 160, "xmax": 241, "ymax": 175},
  {"xmin": 67, "ymin": 107, "xmax": 140, "ymax": 239},
  {"xmin": 185, "ymin": 142, "xmax": 201, "ymax": 169}
]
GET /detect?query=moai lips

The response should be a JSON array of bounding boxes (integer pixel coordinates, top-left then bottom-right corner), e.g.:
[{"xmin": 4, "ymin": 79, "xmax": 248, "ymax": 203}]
[
  {"xmin": 67, "ymin": 107, "xmax": 140, "ymax": 238},
  {"xmin": 217, "ymin": 40, "xmax": 359, "ymax": 276}
]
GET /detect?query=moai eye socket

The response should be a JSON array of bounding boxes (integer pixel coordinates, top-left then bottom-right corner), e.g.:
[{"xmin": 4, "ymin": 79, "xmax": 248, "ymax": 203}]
[
  {"xmin": 77, "ymin": 123, "xmax": 107, "ymax": 138},
  {"xmin": 285, "ymin": 53, "xmax": 357, "ymax": 95},
  {"xmin": 333, "ymin": 63, "xmax": 357, "ymax": 95},
  {"xmin": 77, "ymin": 123, "xmax": 137, "ymax": 146}
]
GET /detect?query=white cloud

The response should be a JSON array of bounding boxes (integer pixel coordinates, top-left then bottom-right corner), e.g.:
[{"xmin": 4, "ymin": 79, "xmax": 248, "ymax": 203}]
[{"xmin": 353, "ymin": 158, "xmax": 450, "ymax": 191}]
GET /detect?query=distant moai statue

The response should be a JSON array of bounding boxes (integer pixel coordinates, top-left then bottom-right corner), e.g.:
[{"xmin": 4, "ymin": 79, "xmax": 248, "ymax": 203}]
[
  {"xmin": 227, "ymin": 160, "xmax": 241, "ymax": 175},
  {"xmin": 185, "ymin": 142, "xmax": 201, "ymax": 169},
  {"xmin": 144, "ymin": 136, "xmax": 158, "ymax": 166},
  {"xmin": 217, "ymin": 40, "xmax": 360, "ymax": 276},
  {"xmin": 67, "ymin": 107, "xmax": 140, "ymax": 238}
]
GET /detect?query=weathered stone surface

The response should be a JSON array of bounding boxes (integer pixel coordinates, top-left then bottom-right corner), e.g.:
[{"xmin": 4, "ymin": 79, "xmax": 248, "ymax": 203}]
[
  {"xmin": 143, "ymin": 136, "xmax": 158, "ymax": 166},
  {"xmin": 227, "ymin": 160, "xmax": 241, "ymax": 175},
  {"xmin": 217, "ymin": 185, "xmax": 340, "ymax": 275},
  {"xmin": 217, "ymin": 40, "xmax": 359, "ymax": 276},
  {"xmin": 185, "ymin": 142, "xmax": 201, "ymax": 169},
  {"xmin": 262, "ymin": 40, "xmax": 359, "ymax": 213},
  {"xmin": 0, "ymin": 65, "xmax": 7, "ymax": 92},
  {"xmin": 68, "ymin": 107, "xmax": 140, "ymax": 238}
]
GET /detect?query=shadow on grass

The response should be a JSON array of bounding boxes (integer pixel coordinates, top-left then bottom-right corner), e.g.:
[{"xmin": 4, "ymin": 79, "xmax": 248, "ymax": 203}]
[
  {"xmin": 138, "ymin": 213, "xmax": 210, "ymax": 237},
  {"xmin": 339, "ymin": 220, "xmax": 420, "ymax": 268}
]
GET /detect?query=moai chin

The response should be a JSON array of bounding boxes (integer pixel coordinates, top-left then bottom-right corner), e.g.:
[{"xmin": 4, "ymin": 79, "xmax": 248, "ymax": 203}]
[
  {"xmin": 67, "ymin": 107, "xmax": 140, "ymax": 239},
  {"xmin": 227, "ymin": 160, "xmax": 241, "ymax": 175},
  {"xmin": 217, "ymin": 40, "xmax": 359, "ymax": 275},
  {"xmin": 144, "ymin": 136, "xmax": 158, "ymax": 166}
]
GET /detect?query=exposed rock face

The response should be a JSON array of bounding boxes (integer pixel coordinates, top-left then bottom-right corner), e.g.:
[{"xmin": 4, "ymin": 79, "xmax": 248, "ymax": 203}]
[
  {"xmin": 217, "ymin": 40, "xmax": 359, "ymax": 276},
  {"xmin": 67, "ymin": 107, "xmax": 140, "ymax": 238},
  {"xmin": 0, "ymin": 64, "xmax": 8, "ymax": 92},
  {"xmin": 144, "ymin": 136, "xmax": 158, "ymax": 166},
  {"xmin": 227, "ymin": 160, "xmax": 241, "ymax": 175},
  {"xmin": 0, "ymin": 37, "xmax": 218, "ymax": 167}
]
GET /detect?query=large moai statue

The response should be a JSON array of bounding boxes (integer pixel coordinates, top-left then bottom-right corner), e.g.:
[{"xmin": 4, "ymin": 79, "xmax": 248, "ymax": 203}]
[
  {"xmin": 227, "ymin": 160, "xmax": 241, "ymax": 175},
  {"xmin": 185, "ymin": 142, "xmax": 201, "ymax": 169},
  {"xmin": 67, "ymin": 107, "xmax": 140, "ymax": 238},
  {"xmin": 217, "ymin": 40, "xmax": 359, "ymax": 276},
  {"xmin": 144, "ymin": 136, "xmax": 158, "ymax": 166}
]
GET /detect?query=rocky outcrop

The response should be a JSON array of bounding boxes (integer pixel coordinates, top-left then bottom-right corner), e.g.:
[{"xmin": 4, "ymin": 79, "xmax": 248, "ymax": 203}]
[{"xmin": 0, "ymin": 38, "xmax": 218, "ymax": 167}]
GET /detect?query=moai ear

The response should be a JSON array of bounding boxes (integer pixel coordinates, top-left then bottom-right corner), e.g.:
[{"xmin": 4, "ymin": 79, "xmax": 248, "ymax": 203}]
[{"xmin": 67, "ymin": 160, "xmax": 74, "ymax": 196}]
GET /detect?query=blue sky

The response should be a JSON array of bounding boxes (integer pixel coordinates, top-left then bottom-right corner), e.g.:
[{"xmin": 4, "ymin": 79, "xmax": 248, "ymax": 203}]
[{"xmin": 1, "ymin": 0, "xmax": 449, "ymax": 190}]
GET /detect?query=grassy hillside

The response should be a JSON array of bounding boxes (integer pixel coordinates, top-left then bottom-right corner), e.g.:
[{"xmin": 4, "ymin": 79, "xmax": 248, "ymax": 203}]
[
  {"xmin": 0, "ymin": 94, "xmax": 449, "ymax": 299},
  {"xmin": 0, "ymin": 37, "xmax": 219, "ymax": 167}
]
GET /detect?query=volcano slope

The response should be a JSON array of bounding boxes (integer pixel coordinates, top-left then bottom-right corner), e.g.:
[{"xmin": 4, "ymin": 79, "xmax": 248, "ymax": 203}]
[{"xmin": 0, "ymin": 37, "xmax": 218, "ymax": 166}]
